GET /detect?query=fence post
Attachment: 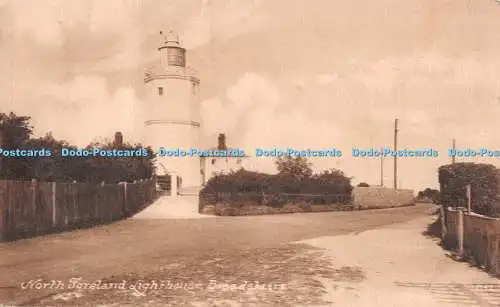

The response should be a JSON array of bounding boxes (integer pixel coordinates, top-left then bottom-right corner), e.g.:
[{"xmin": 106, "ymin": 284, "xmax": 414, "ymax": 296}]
[
  {"xmin": 440, "ymin": 205, "xmax": 447, "ymax": 243},
  {"xmin": 52, "ymin": 182, "xmax": 56, "ymax": 227},
  {"xmin": 31, "ymin": 179, "xmax": 37, "ymax": 234},
  {"xmin": 457, "ymin": 207, "xmax": 465, "ymax": 256},
  {"xmin": 494, "ymin": 233, "xmax": 500, "ymax": 276},
  {"xmin": 95, "ymin": 182, "xmax": 101, "ymax": 223},
  {"xmin": 31, "ymin": 179, "xmax": 37, "ymax": 210},
  {"xmin": 0, "ymin": 181, "xmax": 5, "ymax": 241},
  {"xmin": 73, "ymin": 181, "xmax": 78, "ymax": 226},
  {"xmin": 123, "ymin": 182, "xmax": 128, "ymax": 216}
]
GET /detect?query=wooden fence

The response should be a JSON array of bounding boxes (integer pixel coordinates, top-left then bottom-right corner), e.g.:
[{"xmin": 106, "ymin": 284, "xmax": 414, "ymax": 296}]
[
  {"xmin": 0, "ymin": 178, "xmax": 157, "ymax": 241},
  {"xmin": 442, "ymin": 206, "xmax": 500, "ymax": 276}
]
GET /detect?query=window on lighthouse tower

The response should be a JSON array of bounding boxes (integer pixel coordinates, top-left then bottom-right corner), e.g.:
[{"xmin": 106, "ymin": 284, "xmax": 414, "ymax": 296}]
[{"xmin": 158, "ymin": 87, "xmax": 164, "ymax": 96}]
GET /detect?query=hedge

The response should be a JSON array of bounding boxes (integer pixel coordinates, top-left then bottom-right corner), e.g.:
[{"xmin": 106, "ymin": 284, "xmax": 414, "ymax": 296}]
[{"xmin": 201, "ymin": 169, "xmax": 353, "ymax": 195}]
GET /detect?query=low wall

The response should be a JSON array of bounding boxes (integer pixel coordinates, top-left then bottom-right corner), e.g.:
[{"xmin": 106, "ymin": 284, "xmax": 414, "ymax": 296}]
[
  {"xmin": 199, "ymin": 192, "xmax": 354, "ymax": 216},
  {"xmin": 201, "ymin": 202, "xmax": 355, "ymax": 216},
  {"xmin": 352, "ymin": 187, "xmax": 415, "ymax": 209}
]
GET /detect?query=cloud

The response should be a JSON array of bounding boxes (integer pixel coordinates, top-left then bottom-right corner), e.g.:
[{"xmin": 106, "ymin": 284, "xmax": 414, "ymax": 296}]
[
  {"xmin": 201, "ymin": 73, "xmax": 282, "ymax": 139},
  {"xmin": 200, "ymin": 98, "xmax": 234, "ymax": 136},
  {"xmin": 315, "ymin": 73, "xmax": 338, "ymax": 85},
  {"xmin": 182, "ymin": 0, "xmax": 264, "ymax": 49},
  {"xmin": 31, "ymin": 75, "xmax": 143, "ymax": 146},
  {"xmin": 1, "ymin": 0, "xmax": 145, "ymax": 47},
  {"xmin": 197, "ymin": 52, "xmax": 500, "ymax": 187},
  {"xmin": 226, "ymin": 72, "xmax": 281, "ymax": 111},
  {"xmin": 2, "ymin": 0, "xmax": 500, "ymax": 191},
  {"xmin": 0, "ymin": 0, "xmax": 268, "ymax": 147},
  {"xmin": 201, "ymin": 72, "xmax": 344, "ymax": 173},
  {"xmin": 0, "ymin": 0, "xmax": 264, "ymax": 75}
]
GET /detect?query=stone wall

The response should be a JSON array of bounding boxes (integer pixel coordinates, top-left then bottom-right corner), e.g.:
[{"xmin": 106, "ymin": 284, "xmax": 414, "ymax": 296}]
[{"xmin": 352, "ymin": 187, "xmax": 415, "ymax": 209}]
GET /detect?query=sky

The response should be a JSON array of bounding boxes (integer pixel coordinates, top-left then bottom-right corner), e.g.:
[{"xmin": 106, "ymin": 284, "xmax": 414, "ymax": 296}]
[{"xmin": 1, "ymin": 0, "xmax": 500, "ymax": 191}]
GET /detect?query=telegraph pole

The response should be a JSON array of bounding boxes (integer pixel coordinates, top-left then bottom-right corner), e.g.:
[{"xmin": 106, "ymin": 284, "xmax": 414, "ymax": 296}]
[
  {"xmin": 452, "ymin": 138, "xmax": 456, "ymax": 165},
  {"xmin": 380, "ymin": 147, "xmax": 384, "ymax": 187},
  {"xmin": 394, "ymin": 119, "xmax": 398, "ymax": 189}
]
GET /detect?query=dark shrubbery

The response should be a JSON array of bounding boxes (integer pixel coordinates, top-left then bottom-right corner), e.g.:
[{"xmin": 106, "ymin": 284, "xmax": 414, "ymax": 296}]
[
  {"xmin": 200, "ymin": 157, "xmax": 354, "ymax": 214},
  {"xmin": 416, "ymin": 188, "xmax": 440, "ymax": 204},
  {"xmin": 438, "ymin": 163, "xmax": 500, "ymax": 217},
  {"xmin": 201, "ymin": 168, "xmax": 353, "ymax": 195}
]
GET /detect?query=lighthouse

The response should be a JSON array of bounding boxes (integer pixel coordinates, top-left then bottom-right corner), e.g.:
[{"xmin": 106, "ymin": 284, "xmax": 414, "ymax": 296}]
[{"xmin": 143, "ymin": 31, "xmax": 202, "ymax": 191}]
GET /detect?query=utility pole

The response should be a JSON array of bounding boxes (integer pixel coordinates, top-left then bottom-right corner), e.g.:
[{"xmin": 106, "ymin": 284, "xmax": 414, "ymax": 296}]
[
  {"xmin": 380, "ymin": 147, "xmax": 384, "ymax": 187},
  {"xmin": 452, "ymin": 138, "xmax": 456, "ymax": 165},
  {"xmin": 394, "ymin": 118, "xmax": 398, "ymax": 189}
]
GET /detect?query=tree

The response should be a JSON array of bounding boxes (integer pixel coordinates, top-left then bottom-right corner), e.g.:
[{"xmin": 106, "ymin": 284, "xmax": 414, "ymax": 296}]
[
  {"xmin": 312, "ymin": 168, "xmax": 353, "ymax": 194},
  {"xmin": 275, "ymin": 156, "xmax": 312, "ymax": 180},
  {"xmin": 417, "ymin": 188, "xmax": 441, "ymax": 204},
  {"xmin": 24, "ymin": 132, "xmax": 78, "ymax": 181},
  {"xmin": 82, "ymin": 138, "xmax": 155, "ymax": 183},
  {"xmin": 357, "ymin": 182, "xmax": 370, "ymax": 187},
  {"xmin": 0, "ymin": 112, "xmax": 33, "ymax": 147},
  {"xmin": 0, "ymin": 111, "xmax": 154, "ymax": 183}
]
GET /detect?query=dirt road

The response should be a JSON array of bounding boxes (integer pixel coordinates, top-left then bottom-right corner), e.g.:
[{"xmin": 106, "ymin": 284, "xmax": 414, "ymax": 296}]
[{"xmin": 0, "ymin": 203, "xmax": 482, "ymax": 306}]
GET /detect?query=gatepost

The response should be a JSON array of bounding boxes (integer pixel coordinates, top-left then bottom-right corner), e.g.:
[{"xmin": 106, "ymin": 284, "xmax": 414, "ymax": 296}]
[{"xmin": 457, "ymin": 207, "xmax": 465, "ymax": 257}]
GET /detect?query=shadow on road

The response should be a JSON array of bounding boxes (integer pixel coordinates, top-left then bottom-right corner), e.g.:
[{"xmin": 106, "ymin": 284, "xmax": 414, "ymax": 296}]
[
  {"xmin": 421, "ymin": 208, "xmax": 441, "ymax": 239},
  {"xmin": 18, "ymin": 243, "xmax": 366, "ymax": 306}
]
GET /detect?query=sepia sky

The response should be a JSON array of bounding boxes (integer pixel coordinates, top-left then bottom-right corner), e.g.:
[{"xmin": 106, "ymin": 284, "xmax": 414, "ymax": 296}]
[{"xmin": 2, "ymin": 0, "xmax": 500, "ymax": 190}]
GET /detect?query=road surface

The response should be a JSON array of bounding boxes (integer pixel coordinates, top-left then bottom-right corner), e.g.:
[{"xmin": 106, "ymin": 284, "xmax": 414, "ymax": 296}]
[{"xmin": 1, "ymin": 203, "xmax": 497, "ymax": 306}]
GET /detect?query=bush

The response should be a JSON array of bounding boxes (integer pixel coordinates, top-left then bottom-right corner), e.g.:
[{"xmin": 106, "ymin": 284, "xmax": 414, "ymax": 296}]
[
  {"xmin": 438, "ymin": 163, "xmax": 500, "ymax": 217},
  {"xmin": 200, "ymin": 167, "xmax": 353, "ymax": 213},
  {"xmin": 201, "ymin": 168, "xmax": 353, "ymax": 195},
  {"xmin": 416, "ymin": 188, "xmax": 441, "ymax": 204}
]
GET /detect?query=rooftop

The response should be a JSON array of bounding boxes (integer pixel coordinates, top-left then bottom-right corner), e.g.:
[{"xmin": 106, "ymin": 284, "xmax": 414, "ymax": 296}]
[{"xmin": 206, "ymin": 147, "xmax": 250, "ymax": 158}]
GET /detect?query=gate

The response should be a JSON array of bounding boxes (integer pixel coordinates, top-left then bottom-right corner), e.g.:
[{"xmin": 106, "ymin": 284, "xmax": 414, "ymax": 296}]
[{"xmin": 156, "ymin": 175, "xmax": 171, "ymax": 192}]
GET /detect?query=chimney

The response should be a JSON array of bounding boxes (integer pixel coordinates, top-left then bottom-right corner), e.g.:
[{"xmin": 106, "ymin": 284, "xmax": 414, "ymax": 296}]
[
  {"xmin": 217, "ymin": 133, "xmax": 227, "ymax": 150},
  {"xmin": 0, "ymin": 126, "xmax": 4, "ymax": 147},
  {"xmin": 114, "ymin": 131, "xmax": 123, "ymax": 146}
]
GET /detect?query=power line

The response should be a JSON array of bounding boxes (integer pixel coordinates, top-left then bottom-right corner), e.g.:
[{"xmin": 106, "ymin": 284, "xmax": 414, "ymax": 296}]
[{"xmin": 452, "ymin": 138, "xmax": 456, "ymax": 165}]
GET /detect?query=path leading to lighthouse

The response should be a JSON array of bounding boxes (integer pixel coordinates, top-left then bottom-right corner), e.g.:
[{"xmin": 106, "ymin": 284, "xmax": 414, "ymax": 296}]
[
  {"xmin": 133, "ymin": 194, "xmax": 215, "ymax": 219},
  {"xmin": 1, "ymin": 203, "xmax": 498, "ymax": 306}
]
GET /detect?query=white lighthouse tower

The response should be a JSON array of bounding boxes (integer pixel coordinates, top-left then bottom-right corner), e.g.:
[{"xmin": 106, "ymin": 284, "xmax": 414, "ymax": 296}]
[{"xmin": 143, "ymin": 31, "xmax": 202, "ymax": 192}]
